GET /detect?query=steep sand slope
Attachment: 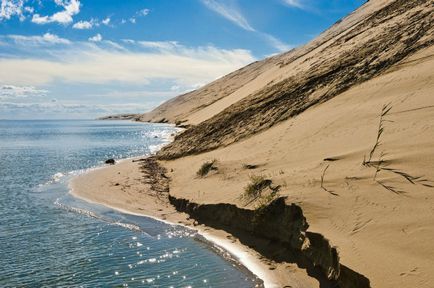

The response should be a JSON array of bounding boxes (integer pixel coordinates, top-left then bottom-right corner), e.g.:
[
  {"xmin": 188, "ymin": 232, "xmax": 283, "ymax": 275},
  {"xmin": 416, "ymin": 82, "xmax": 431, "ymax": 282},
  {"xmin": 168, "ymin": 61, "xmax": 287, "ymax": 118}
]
[
  {"xmin": 137, "ymin": 59, "xmax": 281, "ymax": 124},
  {"xmin": 138, "ymin": 0, "xmax": 393, "ymax": 125},
  {"xmin": 161, "ymin": 45, "xmax": 434, "ymax": 288},
  {"xmin": 158, "ymin": 0, "xmax": 434, "ymax": 159},
  {"xmin": 183, "ymin": 0, "xmax": 395, "ymax": 126}
]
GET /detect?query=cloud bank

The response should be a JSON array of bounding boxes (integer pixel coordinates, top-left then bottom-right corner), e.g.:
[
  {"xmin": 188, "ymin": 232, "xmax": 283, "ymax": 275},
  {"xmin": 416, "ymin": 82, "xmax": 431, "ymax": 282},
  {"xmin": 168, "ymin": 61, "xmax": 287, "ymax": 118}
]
[
  {"xmin": 0, "ymin": 34, "xmax": 255, "ymax": 87},
  {"xmin": 0, "ymin": 33, "xmax": 256, "ymax": 118},
  {"xmin": 0, "ymin": 84, "xmax": 48, "ymax": 99},
  {"xmin": 6, "ymin": 33, "xmax": 71, "ymax": 45}
]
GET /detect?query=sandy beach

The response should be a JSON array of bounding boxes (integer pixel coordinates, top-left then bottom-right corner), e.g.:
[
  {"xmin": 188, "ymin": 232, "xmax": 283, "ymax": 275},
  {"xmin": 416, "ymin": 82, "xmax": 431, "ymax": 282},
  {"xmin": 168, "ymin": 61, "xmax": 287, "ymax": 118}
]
[
  {"xmin": 6, "ymin": 0, "xmax": 434, "ymax": 286},
  {"xmin": 72, "ymin": 1, "xmax": 434, "ymax": 287},
  {"xmin": 70, "ymin": 158, "xmax": 320, "ymax": 288}
]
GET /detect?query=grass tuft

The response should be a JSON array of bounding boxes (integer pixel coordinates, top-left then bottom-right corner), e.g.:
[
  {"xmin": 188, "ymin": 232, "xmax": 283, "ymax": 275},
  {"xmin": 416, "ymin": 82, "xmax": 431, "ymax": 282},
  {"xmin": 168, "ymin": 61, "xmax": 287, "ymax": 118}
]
[
  {"xmin": 241, "ymin": 175, "xmax": 281, "ymax": 207},
  {"xmin": 362, "ymin": 103, "xmax": 433, "ymax": 194},
  {"xmin": 243, "ymin": 175, "xmax": 272, "ymax": 199},
  {"xmin": 196, "ymin": 160, "xmax": 217, "ymax": 177}
]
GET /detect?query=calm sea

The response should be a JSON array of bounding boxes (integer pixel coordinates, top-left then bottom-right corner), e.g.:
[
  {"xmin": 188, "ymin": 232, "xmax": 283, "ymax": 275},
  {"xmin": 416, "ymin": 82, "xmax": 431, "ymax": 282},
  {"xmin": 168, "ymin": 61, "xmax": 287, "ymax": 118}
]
[{"xmin": 0, "ymin": 120, "xmax": 261, "ymax": 287}]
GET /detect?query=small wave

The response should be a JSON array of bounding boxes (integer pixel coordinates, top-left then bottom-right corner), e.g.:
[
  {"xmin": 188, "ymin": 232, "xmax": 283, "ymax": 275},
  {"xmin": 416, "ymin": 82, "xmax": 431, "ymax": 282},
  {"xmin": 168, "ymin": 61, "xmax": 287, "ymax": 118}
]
[
  {"xmin": 52, "ymin": 172, "xmax": 64, "ymax": 182},
  {"xmin": 112, "ymin": 221, "xmax": 141, "ymax": 232},
  {"xmin": 149, "ymin": 144, "xmax": 165, "ymax": 154},
  {"xmin": 38, "ymin": 172, "xmax": 66, "ymax": 187},
  {"xmin": 54, "ymin": 198, "xmax": 100, "ymax": 219},
  {"xmin": 54, "ymin": 198, "xmax": 149, "ymax": 235}
]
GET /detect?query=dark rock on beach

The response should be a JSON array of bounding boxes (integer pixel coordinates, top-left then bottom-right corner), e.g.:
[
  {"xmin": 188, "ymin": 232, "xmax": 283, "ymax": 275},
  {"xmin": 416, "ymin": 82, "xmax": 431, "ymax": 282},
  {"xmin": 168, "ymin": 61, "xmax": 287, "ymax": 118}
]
[{"xmin": 105, "ymin": 158, "xmax": 116, "ymax": 165}]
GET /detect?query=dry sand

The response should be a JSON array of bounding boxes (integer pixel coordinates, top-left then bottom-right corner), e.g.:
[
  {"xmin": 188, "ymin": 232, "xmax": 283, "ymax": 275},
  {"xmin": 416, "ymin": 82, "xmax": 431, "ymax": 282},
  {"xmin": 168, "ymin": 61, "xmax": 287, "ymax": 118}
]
[{"xmin": 161, "ymin": 46, "xmax": 434, "ymax": 288}]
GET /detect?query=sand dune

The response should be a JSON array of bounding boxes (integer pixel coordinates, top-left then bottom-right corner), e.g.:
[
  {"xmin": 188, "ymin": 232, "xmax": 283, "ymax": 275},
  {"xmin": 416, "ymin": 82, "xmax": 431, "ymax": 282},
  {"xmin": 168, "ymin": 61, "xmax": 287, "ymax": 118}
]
[
  {"xmin": 161, "ymin": 45, "xmax": 434, "ymax": 287},
  {"xmin": 76, "ymin": 0, "xmax": 434, "ymax": 287},
  {"xmin": 156, "ymin": 0, "xmax": 434, "ymax": 159}
]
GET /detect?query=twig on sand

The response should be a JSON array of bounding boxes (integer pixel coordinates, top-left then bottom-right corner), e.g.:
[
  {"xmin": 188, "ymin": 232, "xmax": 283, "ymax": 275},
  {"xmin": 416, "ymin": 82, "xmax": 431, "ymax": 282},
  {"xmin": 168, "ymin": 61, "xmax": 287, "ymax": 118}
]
[
  {"xmin": 375, "ymin": 180, "xmax": 405, "ymax": 195},
  {"xmin": 321, "ymin": 165, "xmax": 338, "ymax": 196}
]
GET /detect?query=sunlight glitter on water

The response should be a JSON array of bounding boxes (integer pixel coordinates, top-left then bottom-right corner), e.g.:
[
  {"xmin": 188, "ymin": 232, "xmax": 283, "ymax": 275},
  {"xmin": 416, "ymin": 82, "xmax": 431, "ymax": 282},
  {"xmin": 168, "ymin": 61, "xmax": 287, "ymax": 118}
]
[{"xmin": 0, "ymin": 120, "xmax": 263, "ymax": 287}]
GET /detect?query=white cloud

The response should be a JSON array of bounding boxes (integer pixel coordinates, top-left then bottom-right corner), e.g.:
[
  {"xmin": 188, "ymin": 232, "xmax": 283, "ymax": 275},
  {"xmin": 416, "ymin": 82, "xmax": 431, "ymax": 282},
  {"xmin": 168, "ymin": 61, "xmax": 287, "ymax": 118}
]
[
  {"xmin": 7, "ymin": 33, "xmax": 71, "ymax": 45},
  {"xmin": 101, "ymin": 17, "xmax": 110, "ymax": 25},
  {"xmin": 127, "ymin": 8, "xmax": 149, "ymax": 24},
  {"xmin": 31, "ymin": 14, "xmax": 48, "ymax": 24},
  {"xmin": 136, "ymin": 40, "xmax": 180, "ymax": 50},
  {"xmin": 138, "ymin": 8, "xmax": 149, "ymax": 16},
  {"xmin": 88, "ymin": 33, "xmax": 102, "ymax": 42},
  {"xmin": 200, "ymin": 0, "xmax": 254, "ymax": 31},
  {"xmin": 0, "ymin": 84, "xmax": 48, "ymax": 99},
  {"xmin": 41, "ymin": 32, "xmax": 71, "ymax": 44},
  {"xmin": 32, "ymin": 0, "xmax": 80, "ymax": 25},
  {"xmin": 282, "ymin": 0, "xmax": 305, "ymax": 9},
  {"xmin": 200, "ymin": 0, "xmax": 292, "ymax": 53},
  {"xmin": 0, "ymin": 101, "xmax": 157, "ymax": 119},
  {"xmin": 0, "ymin": 37, "xmax": 255, "ymax": 88},
  {"xmin": 0, "ymin": 0, "xmax": 24, "ymax": 21},
  {"xmin": 72, "ymin": 20, "xmax": 93, "ymax": 29},
  {"xmin": 23, "ymin": 5, "xmax": 32, "ymax": 13},
  {"xmin": 260, "ymin": 33, "xmax": 292, "ymax": 52},
  {"xmin": 104, "ymin": 40, "xmax": 127, "ymax": 51}
]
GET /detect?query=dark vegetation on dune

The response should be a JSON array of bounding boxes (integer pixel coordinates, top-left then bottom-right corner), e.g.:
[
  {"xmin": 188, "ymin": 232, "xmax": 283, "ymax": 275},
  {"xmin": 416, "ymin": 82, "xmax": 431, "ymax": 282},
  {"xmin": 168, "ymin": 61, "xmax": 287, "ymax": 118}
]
[
  {"xmin": 157, "ymin": 0, "xmax": 434, "ymax": 160},
  {"xmin": 196, "ymin": 159, "xmax": 218, "ymax": 177}
]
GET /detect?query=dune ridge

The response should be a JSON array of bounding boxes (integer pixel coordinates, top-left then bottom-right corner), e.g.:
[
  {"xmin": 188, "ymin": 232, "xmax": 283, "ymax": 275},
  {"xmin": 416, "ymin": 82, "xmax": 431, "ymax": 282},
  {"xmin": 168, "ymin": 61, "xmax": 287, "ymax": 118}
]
[
  {"xmin": 156, "ymin": 0, "xmax": 434, "ymax": 159},
  {"xmin": 78, "ymin": 0, "xmax": 434, "ymax": 287}
]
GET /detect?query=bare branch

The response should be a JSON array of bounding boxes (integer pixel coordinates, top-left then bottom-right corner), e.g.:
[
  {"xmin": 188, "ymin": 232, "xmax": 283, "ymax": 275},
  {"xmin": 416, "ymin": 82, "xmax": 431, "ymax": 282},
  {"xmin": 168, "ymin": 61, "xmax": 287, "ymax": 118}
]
[{"xmin": 321, "ymin": 164, "xmax": 338, "ymax": 196}]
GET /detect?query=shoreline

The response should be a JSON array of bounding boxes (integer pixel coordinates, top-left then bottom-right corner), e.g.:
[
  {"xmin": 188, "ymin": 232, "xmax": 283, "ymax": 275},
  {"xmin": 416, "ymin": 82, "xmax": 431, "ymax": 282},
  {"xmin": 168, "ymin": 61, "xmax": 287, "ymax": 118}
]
[
  {"xmin": 70, "ymin": 188, "xmax": 270, "ymax": 287},
  {"xmin": 69, "ymin": 157, "xmax": 314, "ymax": 288}
]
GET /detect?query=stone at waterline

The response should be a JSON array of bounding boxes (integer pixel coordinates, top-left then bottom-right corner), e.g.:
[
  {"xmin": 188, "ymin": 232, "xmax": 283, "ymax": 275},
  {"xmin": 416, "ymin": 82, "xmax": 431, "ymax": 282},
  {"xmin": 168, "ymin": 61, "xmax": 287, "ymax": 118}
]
[{"xmin": 105, "ymin": 158, "xmax": 115, "ymax": 165}]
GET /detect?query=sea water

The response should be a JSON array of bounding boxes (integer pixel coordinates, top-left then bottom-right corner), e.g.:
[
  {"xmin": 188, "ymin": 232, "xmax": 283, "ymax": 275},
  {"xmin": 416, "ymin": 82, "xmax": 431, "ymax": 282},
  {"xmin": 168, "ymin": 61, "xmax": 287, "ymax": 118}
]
[{"xmin": 0, "ymin": 120, "xmax": 261, "ymax": 287}]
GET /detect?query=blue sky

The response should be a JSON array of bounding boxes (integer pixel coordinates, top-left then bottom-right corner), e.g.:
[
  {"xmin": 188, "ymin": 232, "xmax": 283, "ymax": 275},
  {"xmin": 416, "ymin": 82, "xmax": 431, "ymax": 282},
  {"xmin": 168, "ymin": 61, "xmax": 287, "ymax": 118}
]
[{"xmin": 0, "ymin": 0, "xmax": 364, "ymax": 119}]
